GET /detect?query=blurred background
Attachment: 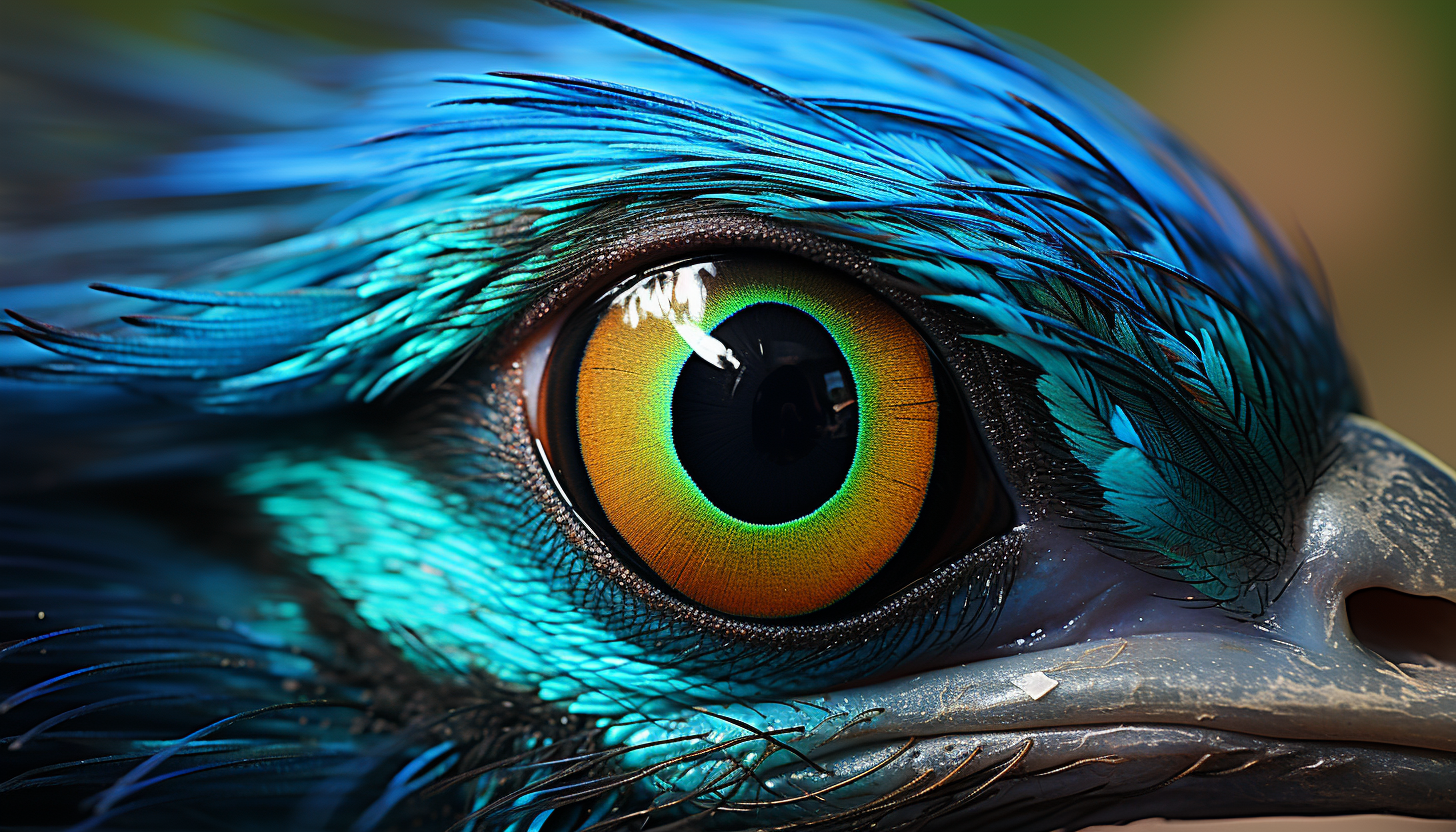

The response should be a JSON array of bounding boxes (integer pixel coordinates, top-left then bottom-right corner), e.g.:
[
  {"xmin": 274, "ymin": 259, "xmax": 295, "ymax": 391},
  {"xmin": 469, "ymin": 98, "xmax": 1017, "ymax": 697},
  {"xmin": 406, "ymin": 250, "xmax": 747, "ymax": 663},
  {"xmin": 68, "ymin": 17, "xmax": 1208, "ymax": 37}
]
[{"xmin": 10, "ymin": 1, "xmax": 1456, "ymax": 829}]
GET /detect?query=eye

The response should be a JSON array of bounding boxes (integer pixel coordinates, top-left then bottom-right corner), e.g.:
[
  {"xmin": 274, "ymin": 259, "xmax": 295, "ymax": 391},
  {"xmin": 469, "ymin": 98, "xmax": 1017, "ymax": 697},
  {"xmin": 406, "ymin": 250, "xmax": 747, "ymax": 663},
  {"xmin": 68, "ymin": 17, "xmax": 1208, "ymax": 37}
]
[{"xmin": 530, "ymin": 252, "xmax": 1013, "ymax": 620}]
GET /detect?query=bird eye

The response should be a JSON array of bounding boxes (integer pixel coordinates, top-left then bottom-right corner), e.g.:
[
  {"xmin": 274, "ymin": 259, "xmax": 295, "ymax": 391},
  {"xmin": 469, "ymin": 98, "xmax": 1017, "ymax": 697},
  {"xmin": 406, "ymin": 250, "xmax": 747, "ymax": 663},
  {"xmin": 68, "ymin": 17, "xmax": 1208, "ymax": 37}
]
[{"xmin": 529, "ymin": 252, "xmax": 1013, "ymax": 620}]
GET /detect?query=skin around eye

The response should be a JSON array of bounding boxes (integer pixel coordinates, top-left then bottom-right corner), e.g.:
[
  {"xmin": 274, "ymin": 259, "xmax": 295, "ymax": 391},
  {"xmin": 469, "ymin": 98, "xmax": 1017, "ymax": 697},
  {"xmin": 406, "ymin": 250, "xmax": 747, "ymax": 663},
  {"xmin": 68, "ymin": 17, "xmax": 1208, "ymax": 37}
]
[{"xmin": 574, "ymin": 257, "xmax": 937, "ymax": 617}]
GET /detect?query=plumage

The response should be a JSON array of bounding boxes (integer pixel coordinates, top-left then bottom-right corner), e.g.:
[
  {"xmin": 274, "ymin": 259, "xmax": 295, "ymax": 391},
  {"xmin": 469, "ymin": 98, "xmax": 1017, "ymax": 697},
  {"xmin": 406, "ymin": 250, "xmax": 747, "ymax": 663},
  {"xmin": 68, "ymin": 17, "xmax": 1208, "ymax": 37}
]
[{"xmin": 0, "ymin": 2, "xmax": 1447, "ymax": 831}]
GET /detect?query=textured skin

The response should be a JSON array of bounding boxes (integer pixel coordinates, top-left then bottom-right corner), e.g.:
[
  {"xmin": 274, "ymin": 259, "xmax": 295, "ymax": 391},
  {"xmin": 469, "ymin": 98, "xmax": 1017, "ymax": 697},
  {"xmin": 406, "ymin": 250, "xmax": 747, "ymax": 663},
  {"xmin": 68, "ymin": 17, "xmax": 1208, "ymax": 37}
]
[{"xmin": 0, "ymin": 2, "xmax": 1402, "ymax": 831}]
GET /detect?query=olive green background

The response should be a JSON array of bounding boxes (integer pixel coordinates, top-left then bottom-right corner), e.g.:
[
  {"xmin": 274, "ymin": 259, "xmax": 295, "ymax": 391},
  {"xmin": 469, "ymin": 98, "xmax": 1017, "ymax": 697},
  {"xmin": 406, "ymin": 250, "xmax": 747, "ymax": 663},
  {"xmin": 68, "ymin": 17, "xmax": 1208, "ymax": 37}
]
[{"xmin": 37, "ymin": 2, "xmax": 1456, "ymax": 829}]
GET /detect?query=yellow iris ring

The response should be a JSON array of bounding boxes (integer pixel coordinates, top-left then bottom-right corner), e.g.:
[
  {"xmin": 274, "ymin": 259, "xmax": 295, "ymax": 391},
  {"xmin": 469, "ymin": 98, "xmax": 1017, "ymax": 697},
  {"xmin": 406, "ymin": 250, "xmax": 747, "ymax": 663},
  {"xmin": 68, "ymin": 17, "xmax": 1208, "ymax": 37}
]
[{"xmin": 577, "ymin": 263, "xmax": 937, "ymax": 618}]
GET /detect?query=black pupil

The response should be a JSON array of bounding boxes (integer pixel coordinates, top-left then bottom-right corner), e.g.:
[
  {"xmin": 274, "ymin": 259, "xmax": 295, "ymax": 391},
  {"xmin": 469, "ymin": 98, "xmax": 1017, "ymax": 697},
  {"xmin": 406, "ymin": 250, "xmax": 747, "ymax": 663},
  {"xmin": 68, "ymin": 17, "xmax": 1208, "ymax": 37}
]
[{"xmin": 672, "ymin": 303, "xmax": 857, "ymax": 524}]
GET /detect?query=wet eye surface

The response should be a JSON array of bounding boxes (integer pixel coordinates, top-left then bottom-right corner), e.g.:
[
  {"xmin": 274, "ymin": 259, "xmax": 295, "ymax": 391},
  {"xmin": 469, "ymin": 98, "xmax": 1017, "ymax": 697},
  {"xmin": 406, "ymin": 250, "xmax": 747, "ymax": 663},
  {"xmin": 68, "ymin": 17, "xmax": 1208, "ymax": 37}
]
[
  {"xmin": 672, "ymin": 301, "xmax": 869, "ymax": 526},
  {"xmin": 536, "ymin": 253, "xmax": 1012, "ymax": 620}
]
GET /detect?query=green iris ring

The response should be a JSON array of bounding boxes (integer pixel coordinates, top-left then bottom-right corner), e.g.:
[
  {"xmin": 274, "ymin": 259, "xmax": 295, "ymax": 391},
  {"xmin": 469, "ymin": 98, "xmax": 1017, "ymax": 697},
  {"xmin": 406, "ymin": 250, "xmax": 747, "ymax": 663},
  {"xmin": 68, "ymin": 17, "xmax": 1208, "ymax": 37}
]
[
  {"xmin": 659, "ymin": 290, "xmax": 875, "ymax": 531},
  {"xmin": 577, "ymin": 270, "xmax": 936, "ymax": 618}
]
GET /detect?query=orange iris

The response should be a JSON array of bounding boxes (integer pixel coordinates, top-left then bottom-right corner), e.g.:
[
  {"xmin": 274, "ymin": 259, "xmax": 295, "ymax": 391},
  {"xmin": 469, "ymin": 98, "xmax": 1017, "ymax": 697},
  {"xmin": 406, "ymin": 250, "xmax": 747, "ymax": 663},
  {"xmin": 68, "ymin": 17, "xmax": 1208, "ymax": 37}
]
[{"xmin": 574, "ymin": 257, "xmax": 937, "ymax": 618}]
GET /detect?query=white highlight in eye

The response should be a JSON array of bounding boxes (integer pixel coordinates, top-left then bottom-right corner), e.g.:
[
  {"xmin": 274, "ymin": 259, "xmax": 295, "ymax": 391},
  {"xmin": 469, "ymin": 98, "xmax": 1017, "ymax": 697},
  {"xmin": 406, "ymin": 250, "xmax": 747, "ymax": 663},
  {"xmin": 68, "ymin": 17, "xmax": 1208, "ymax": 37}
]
[
  {"xmin": 674, "ymin": 264, "xmax": 709, "ymax": 322},
  {"xmin": 613, "ymin": 262, "xmax": 736, "ymax": 369},
  {"xmin": 671, "ymin": 319, "xmax": 740, "ymax": 370}
]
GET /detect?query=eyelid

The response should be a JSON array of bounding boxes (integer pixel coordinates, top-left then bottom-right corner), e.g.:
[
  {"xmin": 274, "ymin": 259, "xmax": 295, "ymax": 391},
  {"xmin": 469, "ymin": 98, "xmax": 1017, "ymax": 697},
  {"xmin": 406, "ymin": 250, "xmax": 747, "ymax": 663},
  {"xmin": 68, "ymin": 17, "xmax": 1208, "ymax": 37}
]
[
  {"xmin": 515, "ymin": 306, "xmax": 565, "ymax": 444},
  {"xmin": 489, "ymin": 213, "xmax": 884, "ymax": 351},
  {"xmin": 499, "ymin": 215, "xmax": 886, "ymax": 440}
]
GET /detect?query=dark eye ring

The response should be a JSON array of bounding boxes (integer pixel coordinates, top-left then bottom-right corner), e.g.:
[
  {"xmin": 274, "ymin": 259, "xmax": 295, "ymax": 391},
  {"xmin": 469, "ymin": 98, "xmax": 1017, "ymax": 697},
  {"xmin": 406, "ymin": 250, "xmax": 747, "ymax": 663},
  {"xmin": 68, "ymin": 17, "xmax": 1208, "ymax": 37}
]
[{"xmin": 522, "ymin": 249, "xmax": 1013, "ymax": 622}]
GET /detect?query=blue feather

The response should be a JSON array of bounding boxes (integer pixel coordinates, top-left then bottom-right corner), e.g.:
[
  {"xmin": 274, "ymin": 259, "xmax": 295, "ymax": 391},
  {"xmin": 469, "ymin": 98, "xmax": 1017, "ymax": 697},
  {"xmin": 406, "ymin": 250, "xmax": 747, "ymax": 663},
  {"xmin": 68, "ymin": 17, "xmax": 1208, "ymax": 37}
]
[{"xmin": 0, "ymin": 1, "xmax": 1358, "ymax": 828}]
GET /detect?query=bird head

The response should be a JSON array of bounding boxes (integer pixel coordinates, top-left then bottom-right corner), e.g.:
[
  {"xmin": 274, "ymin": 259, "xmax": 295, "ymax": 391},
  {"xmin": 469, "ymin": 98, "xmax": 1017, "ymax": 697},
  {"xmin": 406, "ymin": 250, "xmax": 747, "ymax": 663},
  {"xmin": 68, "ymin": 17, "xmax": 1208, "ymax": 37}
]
[{"xmin": 1, "ymin": 2, "xmax": 1453, "ymax": 830}]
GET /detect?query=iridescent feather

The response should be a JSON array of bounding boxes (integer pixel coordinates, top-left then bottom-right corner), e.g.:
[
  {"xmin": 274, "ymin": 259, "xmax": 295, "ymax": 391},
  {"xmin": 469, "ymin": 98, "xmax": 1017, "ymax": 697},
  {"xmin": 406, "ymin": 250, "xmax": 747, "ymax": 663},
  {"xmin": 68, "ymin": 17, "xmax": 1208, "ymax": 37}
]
[{"xmin": 0, "ymin": 2, "xmax": 1356, "ymax": 829}]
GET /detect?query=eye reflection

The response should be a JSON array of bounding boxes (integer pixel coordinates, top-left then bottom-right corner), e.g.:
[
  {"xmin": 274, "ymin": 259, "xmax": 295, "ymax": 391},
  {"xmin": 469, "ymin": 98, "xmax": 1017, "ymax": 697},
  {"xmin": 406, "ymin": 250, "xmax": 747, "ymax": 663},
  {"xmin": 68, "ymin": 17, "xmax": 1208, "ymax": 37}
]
[
  {"xmin": 674, "ymin": 302, "xmax": 859, "ymax": 524},
  {"xmin": 533, "ymin": 253, "xmax": 1013, "ymax": 620}
]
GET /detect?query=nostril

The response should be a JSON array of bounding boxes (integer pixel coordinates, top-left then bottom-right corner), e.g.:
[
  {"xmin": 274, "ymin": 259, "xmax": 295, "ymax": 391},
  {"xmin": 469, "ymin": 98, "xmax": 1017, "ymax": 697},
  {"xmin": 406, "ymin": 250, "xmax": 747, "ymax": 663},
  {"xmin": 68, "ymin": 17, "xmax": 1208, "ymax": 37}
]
[{"xmin": 1347, "ymin": 587, "xmax": 1456, "ymax": 668}]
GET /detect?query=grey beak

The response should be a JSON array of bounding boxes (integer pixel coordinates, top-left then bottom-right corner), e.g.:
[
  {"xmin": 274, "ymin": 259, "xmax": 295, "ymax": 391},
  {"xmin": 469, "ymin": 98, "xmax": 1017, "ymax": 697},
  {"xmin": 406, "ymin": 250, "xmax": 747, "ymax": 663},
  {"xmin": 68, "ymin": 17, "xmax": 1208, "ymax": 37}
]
[
  {"xmin": 1287, "ymin": 414, "xmax": 1456, "ymax": 667},
  {"xmin": 1221, "ymin": 414, "xmax": 1456, "ymax": 746}
]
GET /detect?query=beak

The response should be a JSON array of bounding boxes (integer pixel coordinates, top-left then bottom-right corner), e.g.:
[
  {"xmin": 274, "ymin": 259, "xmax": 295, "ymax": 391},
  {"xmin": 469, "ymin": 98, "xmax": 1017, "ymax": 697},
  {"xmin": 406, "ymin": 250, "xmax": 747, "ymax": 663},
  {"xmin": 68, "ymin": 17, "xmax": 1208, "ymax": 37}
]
[
  {"xmin": 1287, "ymin": 414, "xmax": 1456, "ymax": 674},
  {"xmin": 742, "ymin": 415, "xmax": 1456, "ymax": 825}
]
